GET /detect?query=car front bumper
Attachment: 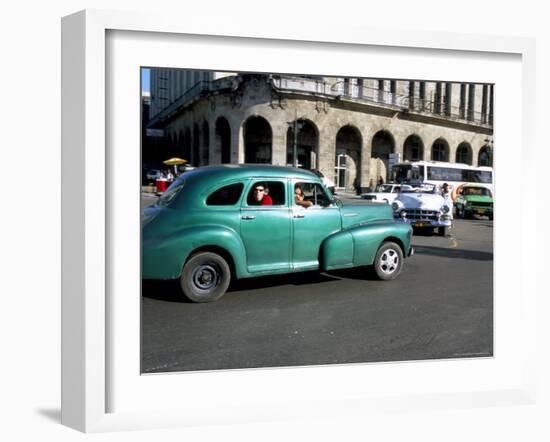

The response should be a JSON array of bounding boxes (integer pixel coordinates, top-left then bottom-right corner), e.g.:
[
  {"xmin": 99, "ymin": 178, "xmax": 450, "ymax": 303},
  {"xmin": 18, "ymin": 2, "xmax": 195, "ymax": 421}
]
[
  {"xmin": 464, "ymin": 206, "xmax": 493, "ymax": 216},
  {"xmin": 397, "ymin": 217, "xmax": 452, "ymax": 229}
]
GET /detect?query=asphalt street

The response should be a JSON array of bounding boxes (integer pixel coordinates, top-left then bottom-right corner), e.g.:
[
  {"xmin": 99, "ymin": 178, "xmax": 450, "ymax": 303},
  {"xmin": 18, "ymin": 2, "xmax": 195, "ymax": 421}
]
[{"xmin": 141, "ymin": 192, "xmax": 493, "ymax": 373}]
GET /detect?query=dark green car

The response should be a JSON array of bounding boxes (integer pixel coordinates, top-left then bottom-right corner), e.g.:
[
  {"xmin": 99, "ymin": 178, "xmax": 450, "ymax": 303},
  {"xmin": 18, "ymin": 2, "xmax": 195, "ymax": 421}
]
[
  {"xmin": 142, "ymin": 165, "xmax": 414, "ymax": 302},
  {"xmin": 454, "ymin": 184, "xmax": 494, "ymax": 220}
]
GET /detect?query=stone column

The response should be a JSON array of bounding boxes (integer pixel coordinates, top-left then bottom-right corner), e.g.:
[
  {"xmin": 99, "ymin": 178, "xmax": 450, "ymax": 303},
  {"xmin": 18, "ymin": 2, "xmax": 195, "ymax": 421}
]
[
  {"xmin": 318, "ymin": 126, "xmax": 336, "ymax": 182},
  {"xmin": 361, "ymin": 130, "xmax": 373, "ymax": 191},
  {"xmin": 208, "ymin": 118, "xmax": 220, "ymax": 165},
  {"xmin": 271, "ymin": 121, "xmax": 288, "ymax": 166},
  {"xmin": 392, "ymin": 132, "xmax": 406, "ymax": 161},
  {"xmin": 231, "ymin": 118, "xmax": 244, "ymax": 164}
]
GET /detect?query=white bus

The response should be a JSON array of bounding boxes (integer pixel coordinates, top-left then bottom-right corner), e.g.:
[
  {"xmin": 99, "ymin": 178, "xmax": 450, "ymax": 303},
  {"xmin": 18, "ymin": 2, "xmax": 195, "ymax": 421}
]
[{"xmin": 390, "ymin": 161, "xmax": 493, "ymax": 200}]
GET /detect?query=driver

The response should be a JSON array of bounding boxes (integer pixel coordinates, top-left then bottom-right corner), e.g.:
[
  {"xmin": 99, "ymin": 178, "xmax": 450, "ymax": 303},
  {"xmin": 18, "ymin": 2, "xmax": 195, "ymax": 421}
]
[{"xmin": 250, "ymin": 183, "xmax": 273, "ymax": 206}]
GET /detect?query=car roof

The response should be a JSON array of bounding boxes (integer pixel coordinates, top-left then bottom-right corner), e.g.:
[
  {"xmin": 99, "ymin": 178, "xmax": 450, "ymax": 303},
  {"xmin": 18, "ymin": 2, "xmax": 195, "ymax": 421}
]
[
  {"xmin": 180, "ymin": 164, "xmax": 319, "ymax": 182},
  {"xmin": 462, "ymin": 183, "xmax": 491, "ymax": 188}
]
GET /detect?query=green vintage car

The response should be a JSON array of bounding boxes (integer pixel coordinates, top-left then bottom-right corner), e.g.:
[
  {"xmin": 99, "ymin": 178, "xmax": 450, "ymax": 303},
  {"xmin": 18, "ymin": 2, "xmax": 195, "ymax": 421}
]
[
  {"xmin": 454, "ymin": 183, "xmax": 494, "ymax": 220},
  {"xmin": 142, "ymin": 165, "xmax": 414, "ymax": 302}
]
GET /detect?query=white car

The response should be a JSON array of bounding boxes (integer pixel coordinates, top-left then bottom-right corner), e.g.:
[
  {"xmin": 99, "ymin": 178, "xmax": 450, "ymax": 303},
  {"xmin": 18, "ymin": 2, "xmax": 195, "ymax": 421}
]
[
  {"xmin": 361, "ymin": 184, "xmax": 414, "ymax": 203},
  {"xmin": 391, "ymin": 184, "xmax": 452, "ymax": 236}
]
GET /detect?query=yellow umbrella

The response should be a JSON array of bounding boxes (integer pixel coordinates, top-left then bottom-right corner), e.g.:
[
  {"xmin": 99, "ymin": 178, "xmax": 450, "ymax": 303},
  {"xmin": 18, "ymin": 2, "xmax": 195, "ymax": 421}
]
[{"xmin": 163, "ymin": 157, "xmax": 187, "ymax": 174}]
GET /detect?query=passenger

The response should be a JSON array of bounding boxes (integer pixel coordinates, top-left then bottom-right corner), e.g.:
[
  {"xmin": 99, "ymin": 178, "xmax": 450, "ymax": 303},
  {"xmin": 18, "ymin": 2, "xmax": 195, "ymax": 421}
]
[
  {"xmin": 294, "ymin": 184, "xmax": 313, "ymax": 208},
  {"xmin": 250, "ymin": 183, "xmax": 273, "ymax": 206}
]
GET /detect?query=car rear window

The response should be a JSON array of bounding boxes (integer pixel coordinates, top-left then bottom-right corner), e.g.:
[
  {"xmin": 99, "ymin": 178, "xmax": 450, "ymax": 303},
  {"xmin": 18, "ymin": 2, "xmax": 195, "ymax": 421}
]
[
  {"xmin": 206, "ymin": 183, "xmax": 244, "ymax": 206},
  {"xmin": 157, "ymin": 179, "xmax": 186, "ymax": 208}
]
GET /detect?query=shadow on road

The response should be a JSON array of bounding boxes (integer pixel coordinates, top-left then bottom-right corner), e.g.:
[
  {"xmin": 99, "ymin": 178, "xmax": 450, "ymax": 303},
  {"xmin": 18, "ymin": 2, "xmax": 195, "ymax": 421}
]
[
  {"xmin": 229, "ymin": 271, "xmax": 341, "ymax": 292},
  {"xmin": 142, "ymin": 279, "xmax": 188, "ymax": 303},
  {"xmin": 413, "ymin": 245, "xmax": 493, "ymax": 261},
  {"xmin": 142, "ymin": 271, "xmax": 344, "ymax": 303}
]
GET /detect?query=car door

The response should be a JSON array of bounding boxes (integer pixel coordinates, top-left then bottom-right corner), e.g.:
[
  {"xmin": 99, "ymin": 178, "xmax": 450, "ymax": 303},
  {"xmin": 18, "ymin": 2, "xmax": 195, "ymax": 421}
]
[
  {"xmin": 291, "ymin": 180, "xmax": 342, "ymax": 271},
  {"xmin": 240, "ymin": 179, "xmax": 291, "ymax": 274}
]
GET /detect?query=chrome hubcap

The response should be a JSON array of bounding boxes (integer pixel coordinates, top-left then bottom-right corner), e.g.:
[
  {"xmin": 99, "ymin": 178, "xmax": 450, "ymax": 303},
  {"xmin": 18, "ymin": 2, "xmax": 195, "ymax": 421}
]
[
  {"xmin": 379, "ymin": 249, "xmax": 399, "ymax": 274},
  {"xmin": 192, "ymin": 264, "xmax": 220, "ymax": 291}
]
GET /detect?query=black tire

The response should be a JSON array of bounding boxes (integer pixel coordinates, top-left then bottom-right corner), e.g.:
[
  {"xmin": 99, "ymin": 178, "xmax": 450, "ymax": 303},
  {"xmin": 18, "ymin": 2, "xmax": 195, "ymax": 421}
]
[
  {"xmin": 373, "ymin": 241, "xmax": 404, "ymax": 281},
  {"xmin": 180, "ymin": 252, "xmax": 231, "ymax": 302},
  {"xmin": 438, "ymin": 226, "xmax": 447, "ymax": 236}
]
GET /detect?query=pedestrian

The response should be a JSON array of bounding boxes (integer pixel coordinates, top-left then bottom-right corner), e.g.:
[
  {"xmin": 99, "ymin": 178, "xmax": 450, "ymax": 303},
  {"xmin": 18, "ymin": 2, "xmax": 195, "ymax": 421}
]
[
  {"xmin": 353, "ymin": 177, "xmax": 361, "ymax": 195},
  {"xmin": 441, "ymin": 182, "xmax": 454, "ymax": 226},
  {"xmin": 368, "ymin": 178, "xmax": 374, "ymax": 193}
]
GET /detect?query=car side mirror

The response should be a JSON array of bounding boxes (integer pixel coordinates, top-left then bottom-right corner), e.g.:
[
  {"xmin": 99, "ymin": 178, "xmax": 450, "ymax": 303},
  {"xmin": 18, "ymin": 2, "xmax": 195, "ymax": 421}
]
[{"xmin": 333, "ymin": 197, "xmax": 343, "ymax": 208}]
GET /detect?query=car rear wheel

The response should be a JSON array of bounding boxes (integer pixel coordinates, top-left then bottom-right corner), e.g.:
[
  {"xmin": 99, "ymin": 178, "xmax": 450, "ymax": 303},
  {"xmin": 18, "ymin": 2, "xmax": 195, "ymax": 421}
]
[
  {"xmin": 180, "ymin": 252, "xmax": 231, "ymax": 302},
  {"xmin": 373, "ymin": 241, "xmax": 403, "ymax": 281}
]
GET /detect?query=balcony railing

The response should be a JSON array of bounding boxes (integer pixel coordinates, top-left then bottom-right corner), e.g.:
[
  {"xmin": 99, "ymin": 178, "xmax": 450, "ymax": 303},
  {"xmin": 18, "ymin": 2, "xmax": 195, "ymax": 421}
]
[
  {"xmin": 149, "ymin": 76, "xmax": 239, "ymax": 126},
  {"xmin": 271, "ymin": 76, "xmax": 492, "ymax": 127}
]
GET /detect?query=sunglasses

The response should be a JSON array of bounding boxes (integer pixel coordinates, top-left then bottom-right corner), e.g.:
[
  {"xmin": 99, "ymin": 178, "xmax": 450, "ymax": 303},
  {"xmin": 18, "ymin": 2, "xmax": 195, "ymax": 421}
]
[{"xmin": 254, "ymin": 188, "xmax": 265, "ymax": 192}]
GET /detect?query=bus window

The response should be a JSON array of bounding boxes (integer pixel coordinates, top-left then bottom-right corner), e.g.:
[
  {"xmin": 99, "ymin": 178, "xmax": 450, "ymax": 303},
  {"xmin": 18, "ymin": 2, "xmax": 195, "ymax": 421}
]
[
  {"xmin": 464, "ymin": 170, "xmax": 492, "ymax": 183},
  {"xmin": 427, "ymin": 166, "xmax": 462, "ymax": 182},
  {"xmin": 391, "ymin": 165, "xmax": 411, "ymax": 183},
  {"xmin": 391, "ymin": 164, "xmax": 423, "ymax": 183}
]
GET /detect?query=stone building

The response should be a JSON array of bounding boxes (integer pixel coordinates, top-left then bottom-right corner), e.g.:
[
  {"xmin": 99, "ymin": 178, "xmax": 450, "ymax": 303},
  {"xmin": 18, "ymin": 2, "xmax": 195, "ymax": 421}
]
[{"xmin": 145, "ymin": 70, "xmax": 494, "ymax": 192}]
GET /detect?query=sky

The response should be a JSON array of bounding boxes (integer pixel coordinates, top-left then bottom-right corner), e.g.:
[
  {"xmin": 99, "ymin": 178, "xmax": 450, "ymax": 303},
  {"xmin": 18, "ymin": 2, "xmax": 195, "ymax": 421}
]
[{"xmin": 141, "ymin": 68, "xmax": 150, "ymax": 93}]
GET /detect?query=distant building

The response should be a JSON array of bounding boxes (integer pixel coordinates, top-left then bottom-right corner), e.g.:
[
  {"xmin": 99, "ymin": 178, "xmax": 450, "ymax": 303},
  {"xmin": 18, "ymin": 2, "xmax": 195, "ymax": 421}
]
[{"xmin": 145, "ymin": 70, "xmax": 493, "ymax": 192}]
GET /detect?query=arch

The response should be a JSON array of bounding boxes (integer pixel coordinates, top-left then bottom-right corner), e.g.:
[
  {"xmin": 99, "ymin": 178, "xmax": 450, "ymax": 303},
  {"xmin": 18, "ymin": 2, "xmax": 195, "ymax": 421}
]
[
  {"xmin": 215, "ymin": 117, "xmax": 231, "ymax": 164},
  {"xmin": 202, "ymin": 121, "xmax": 210, "ymax": 165},
  {"xmin": 456, "ymin": 142, "xmax": 473, "ymax": 165},
  {"xmin": 334, "ymin": 125, "xmax": 362, "ymax": 191},
  {"xmin": 403, "ymin": 134, "xmax": 424, "ymax": 161},
  {"xmin": 286, "ymin": 118, "xmax": 320, "ymax": 169},
  {"xmin": 244, "ymin": 116, "xmax": 272, "ymax": 164},
  {"xmin": 371, "ymin": 130, "xmax": 395, "ymax": 183},
  {"xmin": 478, "ymin": 145, "xmax": 493, "ymax": 167},
  {"xmin": 431, "ymin": 137, "xmax": 450, "ymax": 162}
]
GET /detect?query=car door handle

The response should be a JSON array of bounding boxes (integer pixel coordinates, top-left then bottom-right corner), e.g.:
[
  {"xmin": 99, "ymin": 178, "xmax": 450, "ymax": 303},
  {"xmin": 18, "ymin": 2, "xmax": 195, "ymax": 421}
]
[
  {"xmin": 293, "ymin": 214, "xmax": 305, "ymax": 218},
  {"xmin": 241, "ymin": 215, "xmax": 256, "ymax": 220}
]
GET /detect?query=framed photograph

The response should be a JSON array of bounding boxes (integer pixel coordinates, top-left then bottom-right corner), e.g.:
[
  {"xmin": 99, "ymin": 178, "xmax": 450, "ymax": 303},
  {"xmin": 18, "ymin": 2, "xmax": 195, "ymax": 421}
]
[{"xmin": 62, "ymin": 9, "xmax": 537, "ymax": 433}]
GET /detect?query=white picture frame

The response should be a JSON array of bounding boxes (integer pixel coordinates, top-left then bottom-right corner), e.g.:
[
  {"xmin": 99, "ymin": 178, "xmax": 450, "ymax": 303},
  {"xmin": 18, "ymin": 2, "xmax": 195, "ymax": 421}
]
[{"xmin": 62, "ymin": 9, "xmax": 538, "ymax": 433}]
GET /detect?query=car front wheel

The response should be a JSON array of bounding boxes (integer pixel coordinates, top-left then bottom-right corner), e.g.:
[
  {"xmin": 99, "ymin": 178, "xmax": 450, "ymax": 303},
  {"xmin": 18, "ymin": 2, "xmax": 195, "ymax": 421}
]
[
  {"xmin": 373, "ymin": 241, "xmax": 404, "ymax": 281},
  {"xmin": 180, "ymin": 252, "xmax": 231, "ymax": 302}
]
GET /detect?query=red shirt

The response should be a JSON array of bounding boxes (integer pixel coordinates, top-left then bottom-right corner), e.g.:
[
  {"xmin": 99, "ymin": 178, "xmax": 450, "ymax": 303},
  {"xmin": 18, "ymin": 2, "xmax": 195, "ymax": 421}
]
[{"xmin": 261, "ymin": 194, "xmax": 273, "ymax": 205}]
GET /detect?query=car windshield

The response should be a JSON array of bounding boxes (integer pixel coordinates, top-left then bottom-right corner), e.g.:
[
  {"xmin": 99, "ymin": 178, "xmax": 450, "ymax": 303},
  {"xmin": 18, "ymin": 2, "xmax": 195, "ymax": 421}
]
[
  {"xmin": 401, "ymin": 184, "xmax": 435, "ymax": 194},
  {"xmin": 463, "ymin": 187, "xmax": 491, "ymax": 196},
  {"xmin": 157, "ymin": 179, "xmax": 186, "ymax": 208},
  {"xmin": 377, "ymin": 185, "xmax": 394, "ymax": 193}
]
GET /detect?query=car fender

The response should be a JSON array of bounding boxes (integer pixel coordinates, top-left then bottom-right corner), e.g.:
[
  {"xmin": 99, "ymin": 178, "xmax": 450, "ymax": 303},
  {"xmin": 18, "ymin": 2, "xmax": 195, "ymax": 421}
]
[
  {"xmin": 321, "ymin": 221, "xmax": 411, "ymax": 271},
  {"xmin": 142, "ymin": 225, "xmax": 247, "ymax": 280}
]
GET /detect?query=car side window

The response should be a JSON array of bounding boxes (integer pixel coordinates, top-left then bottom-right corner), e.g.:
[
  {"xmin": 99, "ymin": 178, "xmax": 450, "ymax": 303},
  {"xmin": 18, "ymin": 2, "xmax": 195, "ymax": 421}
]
[
  {"xmin": 294, "ymin": 182, "xmax": 331, "ymax": 207},
  {"xmin": 246, "ymin": 181, "xmax": 286, "ymax": 206},
  {"xmin": 206, "ymin": 183, "xmax": 244, "ymax": 206}
]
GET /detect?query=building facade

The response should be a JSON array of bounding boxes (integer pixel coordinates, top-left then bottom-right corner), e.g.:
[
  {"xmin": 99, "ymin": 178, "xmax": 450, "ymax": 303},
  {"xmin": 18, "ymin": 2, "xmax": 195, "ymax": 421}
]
[{"xmin": 145, "ymin": 71, "xmax": 494, "ymax": 192}]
